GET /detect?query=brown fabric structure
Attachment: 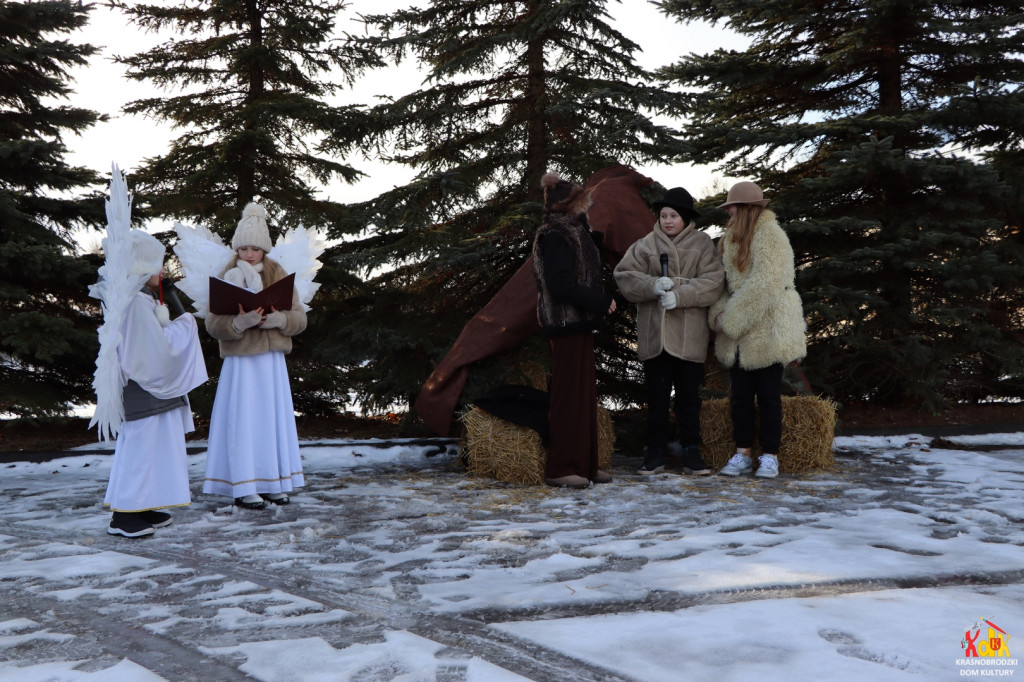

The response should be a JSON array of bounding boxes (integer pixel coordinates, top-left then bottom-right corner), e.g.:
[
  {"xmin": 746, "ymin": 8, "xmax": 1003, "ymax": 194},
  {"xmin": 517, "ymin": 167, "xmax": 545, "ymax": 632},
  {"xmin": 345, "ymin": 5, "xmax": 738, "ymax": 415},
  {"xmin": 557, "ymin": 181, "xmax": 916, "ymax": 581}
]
[{"xmin": 414, "ymin": 164, "xmax": 657, "ymax": 436}]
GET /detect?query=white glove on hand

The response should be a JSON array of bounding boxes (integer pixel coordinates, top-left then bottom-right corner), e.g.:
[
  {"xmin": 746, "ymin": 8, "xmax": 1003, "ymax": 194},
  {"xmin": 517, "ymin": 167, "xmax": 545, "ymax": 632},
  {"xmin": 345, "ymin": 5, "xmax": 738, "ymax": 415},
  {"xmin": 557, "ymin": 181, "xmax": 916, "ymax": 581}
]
[
  {"xmin": 659, "ymin": 291, "xmax": 678, "ymax": 310},
  {"xmin": 234, "ymin": 309, "xmax": 264, "ymax": 331},
  {"xmin": 261, "ymin": 311, "xmax": 287, "ymax": 330},
  {"xmin": 653, "ymin": 277, "xmax": 674, "ymax": 295}
]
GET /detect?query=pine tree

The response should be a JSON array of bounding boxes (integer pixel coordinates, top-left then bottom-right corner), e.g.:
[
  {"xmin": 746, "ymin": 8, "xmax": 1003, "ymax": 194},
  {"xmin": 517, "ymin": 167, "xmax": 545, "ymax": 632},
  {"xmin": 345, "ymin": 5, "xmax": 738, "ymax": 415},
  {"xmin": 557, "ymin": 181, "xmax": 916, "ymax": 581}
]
[
  {"xmin": 112, "ymin": 0, "xmax": 383, "ymax": 416},
  {"xmin": 338, "ymin": 0, "xmax": 687, "ymax": 413},
  {"xmin": 113, "ymin": 0, "xmax": 377, "ymax": 229},
  {"xmin": 659, "ymin": 0, "xmax": 1024, "ymax": 409},
  {"xmin": 0, "ymin": 0, "xmax": 106, "ymax": 418}
]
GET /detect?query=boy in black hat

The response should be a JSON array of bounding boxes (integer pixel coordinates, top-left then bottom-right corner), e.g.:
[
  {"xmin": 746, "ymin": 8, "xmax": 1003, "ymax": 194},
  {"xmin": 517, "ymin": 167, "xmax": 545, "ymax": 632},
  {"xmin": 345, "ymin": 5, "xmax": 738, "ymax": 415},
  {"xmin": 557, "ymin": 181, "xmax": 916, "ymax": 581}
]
[{"xmin": 614, "ymin": 187, "xmax": 724, "ymax": 475}]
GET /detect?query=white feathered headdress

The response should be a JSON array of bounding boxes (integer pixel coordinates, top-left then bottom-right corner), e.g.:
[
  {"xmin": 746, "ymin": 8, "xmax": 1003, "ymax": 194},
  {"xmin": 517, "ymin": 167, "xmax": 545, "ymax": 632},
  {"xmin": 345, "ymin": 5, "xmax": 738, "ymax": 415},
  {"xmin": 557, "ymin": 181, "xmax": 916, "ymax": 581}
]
[
  {"xmin": 88, "ymin": 164, "xmax": 165, "ymax": 441},
  {"xmin": 173, "ymin": 204, "xmax": 325, "ymax": 317}
]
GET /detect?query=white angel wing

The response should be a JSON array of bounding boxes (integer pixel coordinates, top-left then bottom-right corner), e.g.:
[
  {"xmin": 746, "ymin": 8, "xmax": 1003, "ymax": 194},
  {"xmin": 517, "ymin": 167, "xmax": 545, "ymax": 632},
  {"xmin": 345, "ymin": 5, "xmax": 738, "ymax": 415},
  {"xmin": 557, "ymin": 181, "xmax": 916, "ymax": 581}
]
[
  {"xmin": 268, "ymin": 224, "xmax": 326, "ymax": 312},
  {"xmin": 89, "ymin": 164, "xmax": 148, "ymax": 441},
  {"xmin": 172, "ymin": 222, "xmax": 234, "ymax": 318}
]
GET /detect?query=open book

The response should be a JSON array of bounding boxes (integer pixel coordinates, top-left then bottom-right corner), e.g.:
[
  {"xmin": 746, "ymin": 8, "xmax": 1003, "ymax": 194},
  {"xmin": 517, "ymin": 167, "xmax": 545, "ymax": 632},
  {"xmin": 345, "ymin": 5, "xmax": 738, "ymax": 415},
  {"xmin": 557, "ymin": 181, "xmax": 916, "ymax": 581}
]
[{"xmin": 208, "ymin": 273, "xmax": 294, "ymax": 315}]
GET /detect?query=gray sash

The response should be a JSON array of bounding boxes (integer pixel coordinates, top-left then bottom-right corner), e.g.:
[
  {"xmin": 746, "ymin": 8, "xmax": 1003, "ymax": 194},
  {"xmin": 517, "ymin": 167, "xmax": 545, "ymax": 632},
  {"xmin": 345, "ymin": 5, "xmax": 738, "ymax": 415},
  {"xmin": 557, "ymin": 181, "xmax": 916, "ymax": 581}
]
[{"xmin": 123, "ymin": 379, "xmax": 188, "ymax": 422}]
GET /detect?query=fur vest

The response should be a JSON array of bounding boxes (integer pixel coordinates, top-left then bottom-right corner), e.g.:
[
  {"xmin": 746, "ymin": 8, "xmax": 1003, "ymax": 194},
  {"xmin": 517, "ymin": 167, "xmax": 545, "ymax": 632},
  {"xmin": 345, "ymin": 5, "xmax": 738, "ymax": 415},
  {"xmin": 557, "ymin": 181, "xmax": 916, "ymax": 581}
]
[
  {"xmin": 205, "ymin": 256, "xmax": 307, "ymax": 358},
  {"xmin": 614, "ymin": 221, "xmax": 724, "ymax": 362},
  {"xmin": 707, "ymin": 209, "xmax": 806, "ymax": 370},
  {"xmin": 532, "ymin": 212, "xmax": 610, "ymax": 337}
]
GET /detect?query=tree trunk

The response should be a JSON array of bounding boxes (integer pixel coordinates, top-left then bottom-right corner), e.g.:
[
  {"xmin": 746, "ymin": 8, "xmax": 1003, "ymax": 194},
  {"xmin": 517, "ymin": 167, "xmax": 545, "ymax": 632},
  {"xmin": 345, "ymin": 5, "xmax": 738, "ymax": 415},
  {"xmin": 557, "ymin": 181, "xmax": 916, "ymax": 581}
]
[
  {"xmin": 873, "ymin": 7, "xmax": 913, "ymax": 403},
  {"xmin": 237, "ymin": 0, "xmax": 264, "ymax": 212},
  {"xmin": 523, "ymin": 0, "xmax": 547, "ymax": 205}
]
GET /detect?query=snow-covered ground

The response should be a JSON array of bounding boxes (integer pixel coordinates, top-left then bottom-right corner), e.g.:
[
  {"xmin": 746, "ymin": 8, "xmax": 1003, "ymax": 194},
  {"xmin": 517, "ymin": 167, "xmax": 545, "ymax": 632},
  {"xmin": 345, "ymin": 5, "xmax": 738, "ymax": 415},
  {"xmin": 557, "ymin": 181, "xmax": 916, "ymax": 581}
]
[{"xmin": 1, "ymin": 433, "xmax": 1021, "ymax": 681}]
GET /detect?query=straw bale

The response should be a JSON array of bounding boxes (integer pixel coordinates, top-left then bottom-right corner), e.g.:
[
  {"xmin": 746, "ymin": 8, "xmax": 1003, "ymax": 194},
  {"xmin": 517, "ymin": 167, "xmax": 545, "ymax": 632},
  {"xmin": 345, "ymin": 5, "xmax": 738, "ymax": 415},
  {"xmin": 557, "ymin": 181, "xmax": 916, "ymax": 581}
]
[
  {"xmin": 519, "ymin": 361, "xmax": 549, "ymax": 391},
  {"xmin": 596, "ymin": 406, "xmax": 614, "ymax": 468},
  {"xmin": 700, "ymin": 395, "xmax": 837, "ymax": 473},
  {"xmin": 462, "ymin": 405, "xmax": 614, "ymax": 485}
]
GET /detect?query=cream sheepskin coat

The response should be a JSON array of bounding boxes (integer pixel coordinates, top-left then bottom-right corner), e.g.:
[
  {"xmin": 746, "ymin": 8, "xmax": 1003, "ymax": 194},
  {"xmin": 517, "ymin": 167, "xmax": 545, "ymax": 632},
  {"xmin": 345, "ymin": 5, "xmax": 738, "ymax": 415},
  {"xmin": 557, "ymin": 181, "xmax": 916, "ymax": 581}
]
[
  {"xmin": 708, "ymin": 209, "xmax": 806, "ymax": 370},
  {"xmin": 614, "ymin": 221, "xmax": 724, "ymax": 362},
  {"xmin": 205, "ymin": 257, "xmax": 306, "ymax": 358}
]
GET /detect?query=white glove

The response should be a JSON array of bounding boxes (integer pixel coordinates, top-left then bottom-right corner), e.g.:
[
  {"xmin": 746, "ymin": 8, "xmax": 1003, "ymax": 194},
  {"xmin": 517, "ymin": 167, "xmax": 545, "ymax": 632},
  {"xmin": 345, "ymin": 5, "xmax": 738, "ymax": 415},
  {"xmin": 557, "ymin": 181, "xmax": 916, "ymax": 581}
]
[
  {"xmin": 653, "ymin": 277, "xmax": 674, "ymax": 294},
  {"xmin": 261, "ymin": 311, "xmax": 287, "ymax": 329},
  {"xmin": 659, "ymin": 291, "xmax": 678, "ymax": 310},
  {"xmin": 234, "ymin": 309, "xmax": 264, "ymax": 331}
]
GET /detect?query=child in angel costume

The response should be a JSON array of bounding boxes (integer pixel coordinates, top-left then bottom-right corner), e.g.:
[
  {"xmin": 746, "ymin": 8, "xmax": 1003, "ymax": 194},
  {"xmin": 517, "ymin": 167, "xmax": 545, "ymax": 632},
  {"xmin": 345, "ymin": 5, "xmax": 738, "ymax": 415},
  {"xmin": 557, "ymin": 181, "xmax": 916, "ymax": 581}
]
[
  {"xmin": 173, "ymin": 202, "xmax": 323, "ymax": 510},
  {"xmin": 90, "ymin": 168, "xmax": 208, "ymax": 538}
]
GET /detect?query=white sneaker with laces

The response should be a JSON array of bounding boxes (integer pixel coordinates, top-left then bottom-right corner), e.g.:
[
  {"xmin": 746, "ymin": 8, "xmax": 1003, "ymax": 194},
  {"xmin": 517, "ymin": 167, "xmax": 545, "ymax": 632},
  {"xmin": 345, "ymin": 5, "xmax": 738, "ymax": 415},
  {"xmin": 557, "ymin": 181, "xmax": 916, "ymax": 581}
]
[
  {"xmin": 719, "ymin": 453, "xmax": 753, "ymax": 476},
  {"xmin": 755, "ymin": 454, "xmax": 779, "ymax": 479}
]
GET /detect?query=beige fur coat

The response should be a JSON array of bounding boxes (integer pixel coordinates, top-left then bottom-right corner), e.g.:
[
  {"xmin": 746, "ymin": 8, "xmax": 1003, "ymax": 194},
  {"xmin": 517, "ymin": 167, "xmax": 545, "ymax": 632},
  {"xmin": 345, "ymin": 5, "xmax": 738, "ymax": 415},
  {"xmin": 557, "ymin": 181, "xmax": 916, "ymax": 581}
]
[
  {"xmin": 205, "ymin": 257, "xmax": 307, "ymax": 358},
  {"xmin": 707, "ymin": 209, "xmax": 806, "ymax": 370},
  {"xmin": 614, "ymin": 221, "xmax": 724, "ymax": 362}
]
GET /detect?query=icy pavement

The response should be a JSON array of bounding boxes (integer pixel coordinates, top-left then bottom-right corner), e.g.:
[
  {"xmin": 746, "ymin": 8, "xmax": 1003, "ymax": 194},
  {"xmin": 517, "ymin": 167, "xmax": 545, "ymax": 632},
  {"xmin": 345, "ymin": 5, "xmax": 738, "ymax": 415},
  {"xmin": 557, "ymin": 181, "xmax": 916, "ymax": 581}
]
[{"xmin": 1, "ymin": 433, "xmax": 1022, "ymax": 681}]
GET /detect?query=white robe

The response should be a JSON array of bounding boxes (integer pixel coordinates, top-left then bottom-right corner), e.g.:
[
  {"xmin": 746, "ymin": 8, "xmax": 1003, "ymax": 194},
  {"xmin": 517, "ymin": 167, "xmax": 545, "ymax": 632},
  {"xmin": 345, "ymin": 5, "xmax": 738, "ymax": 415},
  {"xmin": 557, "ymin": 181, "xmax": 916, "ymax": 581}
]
[
  {"xmin": 202, "ymin": 351, "xmax": 304, "ymax": 498},
  {"xmin": 104, "ymin": 293, "xmax": 208, "ymax": 512}
]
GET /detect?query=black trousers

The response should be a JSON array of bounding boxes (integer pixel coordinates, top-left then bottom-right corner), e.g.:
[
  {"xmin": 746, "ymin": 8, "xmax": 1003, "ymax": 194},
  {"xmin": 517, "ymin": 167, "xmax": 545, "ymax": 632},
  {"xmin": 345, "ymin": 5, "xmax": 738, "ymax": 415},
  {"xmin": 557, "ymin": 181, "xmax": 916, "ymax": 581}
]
[
  {"xmin": 643, "ymin": 351, "xmax": 704, "ymax": 451},
  {"xmin": 729, "ymin": 362, "xmax": 784, "ymax": 454}
]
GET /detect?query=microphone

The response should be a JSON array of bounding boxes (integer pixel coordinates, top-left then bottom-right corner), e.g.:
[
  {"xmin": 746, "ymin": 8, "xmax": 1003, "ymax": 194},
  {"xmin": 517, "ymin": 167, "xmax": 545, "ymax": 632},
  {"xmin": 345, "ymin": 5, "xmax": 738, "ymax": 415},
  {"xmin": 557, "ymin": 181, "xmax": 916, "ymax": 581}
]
[
  {"xmin": 161, "ymin": 278, "xmax": 187, "ymax": 317},
  {"xmin": 659, "ymin": 253, "xmax": 669, "ymax": 278}
]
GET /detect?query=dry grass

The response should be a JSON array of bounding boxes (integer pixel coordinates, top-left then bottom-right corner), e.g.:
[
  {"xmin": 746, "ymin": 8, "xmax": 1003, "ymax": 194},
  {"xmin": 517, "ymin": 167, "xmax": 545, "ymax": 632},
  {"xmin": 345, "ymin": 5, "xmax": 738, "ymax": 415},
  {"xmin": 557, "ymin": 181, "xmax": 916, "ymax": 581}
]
[
  {"xmin": 701, "ymin": 395, "xmax": 837, "ymax": 473},
  {"xmin": 462, "ymin": 406, "xmax": 614, "ymax": 485}
]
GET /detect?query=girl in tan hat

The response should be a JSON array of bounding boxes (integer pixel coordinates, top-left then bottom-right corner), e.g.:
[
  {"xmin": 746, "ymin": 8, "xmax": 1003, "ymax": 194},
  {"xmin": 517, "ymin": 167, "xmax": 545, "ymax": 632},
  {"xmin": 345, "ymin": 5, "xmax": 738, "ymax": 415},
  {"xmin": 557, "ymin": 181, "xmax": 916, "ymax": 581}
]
[
  {"xmin": 708, "ymin": 182, "xmax": 806, "ymax": 479},
  {"xmin": 203, "ymin": 203, "xmax": 308, "ymax": 509}
]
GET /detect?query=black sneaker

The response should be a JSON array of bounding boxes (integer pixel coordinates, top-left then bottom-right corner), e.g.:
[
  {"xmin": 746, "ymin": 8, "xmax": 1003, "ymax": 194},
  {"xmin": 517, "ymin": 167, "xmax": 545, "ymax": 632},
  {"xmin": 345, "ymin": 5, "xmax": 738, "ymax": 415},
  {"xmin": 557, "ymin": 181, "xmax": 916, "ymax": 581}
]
[
  {"xmin": 108, "ymin": 512, "xmax": 155, "ymax": 538},
  {"xmin": 140, "ymin": 510, "xmax": 172, "ymax": 528},
  {"xmin": 638, "ymin": 449, "xmax": 665, "ymax": 475},
  {"xmin": 681, "ymin": 446, "xmax": 712, "ymax": 476}
]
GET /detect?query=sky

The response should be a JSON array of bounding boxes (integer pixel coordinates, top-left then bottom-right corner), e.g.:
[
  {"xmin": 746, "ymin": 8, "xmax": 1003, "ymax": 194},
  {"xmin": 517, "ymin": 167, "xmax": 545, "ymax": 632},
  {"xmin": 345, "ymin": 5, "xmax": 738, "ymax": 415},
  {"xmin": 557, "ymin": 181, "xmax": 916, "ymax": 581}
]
[
  {"xmin": 64, "ymin": 0, "xmax": 748, "ymax": 252},
  {"xmin": 1, "ymin": 431, "xmax": 1022, "ymax": 680}
]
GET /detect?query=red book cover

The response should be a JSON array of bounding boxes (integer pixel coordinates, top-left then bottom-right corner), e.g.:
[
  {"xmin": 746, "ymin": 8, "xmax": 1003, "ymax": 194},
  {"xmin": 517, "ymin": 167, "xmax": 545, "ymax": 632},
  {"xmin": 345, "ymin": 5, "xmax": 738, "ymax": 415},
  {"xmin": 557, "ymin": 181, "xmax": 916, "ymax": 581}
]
[{"xmin": 208, "ymin": 273, "xmax": 294, "ymax": 315}]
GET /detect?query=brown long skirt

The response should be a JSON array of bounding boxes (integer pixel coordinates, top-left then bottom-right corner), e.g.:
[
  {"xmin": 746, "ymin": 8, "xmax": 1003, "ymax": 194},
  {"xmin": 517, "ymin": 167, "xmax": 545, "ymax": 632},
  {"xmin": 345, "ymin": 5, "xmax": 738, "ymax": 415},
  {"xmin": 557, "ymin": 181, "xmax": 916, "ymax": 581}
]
[{"xmin": 546, "ymin": 333, "xmax": 599, "ymax": 480}]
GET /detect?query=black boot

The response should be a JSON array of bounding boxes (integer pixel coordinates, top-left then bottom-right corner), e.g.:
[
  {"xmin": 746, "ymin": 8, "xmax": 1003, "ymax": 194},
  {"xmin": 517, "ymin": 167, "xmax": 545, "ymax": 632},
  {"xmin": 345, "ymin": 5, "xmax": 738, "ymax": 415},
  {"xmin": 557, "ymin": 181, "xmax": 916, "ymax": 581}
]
[
  {"xmin": 108, "ymin": 511, "xmax": 155, "ymax": 538},
  {"xmin": 638, "ymin": 447, "xmax": 665, "ymax": 475},
  {"xmin": 681, "ymin": 445, "xmax": 712, "ymax": 476},
  {"xmin": 139, "ymin": 509, "xmax": 172, "ymax": 527}
]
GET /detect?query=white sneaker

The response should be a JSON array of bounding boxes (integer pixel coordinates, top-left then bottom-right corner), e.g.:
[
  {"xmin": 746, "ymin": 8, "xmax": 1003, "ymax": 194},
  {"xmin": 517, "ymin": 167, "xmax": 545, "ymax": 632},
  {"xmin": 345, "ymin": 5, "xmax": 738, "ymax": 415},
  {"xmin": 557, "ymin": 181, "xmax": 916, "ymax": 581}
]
[
  {"xmin": 755, "ymin": 454, "xmax": 779, "ymax": 479},
  {"xmin": 719, "ymin": 453, "xmax": 753, "ymax": 476}
]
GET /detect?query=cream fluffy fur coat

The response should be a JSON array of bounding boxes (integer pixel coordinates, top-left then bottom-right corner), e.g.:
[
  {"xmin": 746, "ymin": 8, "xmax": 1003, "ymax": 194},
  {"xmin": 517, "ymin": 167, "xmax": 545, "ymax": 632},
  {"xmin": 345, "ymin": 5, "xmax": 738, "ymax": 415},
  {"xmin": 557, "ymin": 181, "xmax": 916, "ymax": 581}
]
[{"xmin": 708, "ymin": 209, "xmax": 806, "ymax": 370}]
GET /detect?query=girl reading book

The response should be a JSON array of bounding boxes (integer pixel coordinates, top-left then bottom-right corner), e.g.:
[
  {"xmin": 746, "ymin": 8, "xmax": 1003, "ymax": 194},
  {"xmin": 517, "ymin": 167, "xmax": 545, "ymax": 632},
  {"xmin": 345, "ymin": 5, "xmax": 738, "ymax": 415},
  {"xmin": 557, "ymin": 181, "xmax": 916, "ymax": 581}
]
[{"xmin": 202, "ymin": 203, "xmax": 307, "ymax": 509}]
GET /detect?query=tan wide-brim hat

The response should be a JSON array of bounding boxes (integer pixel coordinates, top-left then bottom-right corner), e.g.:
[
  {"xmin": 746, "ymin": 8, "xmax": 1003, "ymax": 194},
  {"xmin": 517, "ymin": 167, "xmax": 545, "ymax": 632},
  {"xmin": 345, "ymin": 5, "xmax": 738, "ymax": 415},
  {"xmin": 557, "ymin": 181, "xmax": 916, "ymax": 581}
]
[{"xmin": 718, "ymin": 181, "xmax": 770, "ymax": 208}]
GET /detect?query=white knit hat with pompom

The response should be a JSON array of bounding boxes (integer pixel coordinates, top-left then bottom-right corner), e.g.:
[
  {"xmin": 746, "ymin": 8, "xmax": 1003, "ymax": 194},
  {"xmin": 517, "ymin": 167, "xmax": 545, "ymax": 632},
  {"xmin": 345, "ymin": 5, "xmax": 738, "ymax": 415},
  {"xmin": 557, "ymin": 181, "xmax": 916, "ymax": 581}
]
[
  {"xmin": 231, "ymin": 202, "xmax": 273, "ymax": 252},
  {"xmin": 128, "ymin": 230, "xmax": 166, "ymax": 276}
]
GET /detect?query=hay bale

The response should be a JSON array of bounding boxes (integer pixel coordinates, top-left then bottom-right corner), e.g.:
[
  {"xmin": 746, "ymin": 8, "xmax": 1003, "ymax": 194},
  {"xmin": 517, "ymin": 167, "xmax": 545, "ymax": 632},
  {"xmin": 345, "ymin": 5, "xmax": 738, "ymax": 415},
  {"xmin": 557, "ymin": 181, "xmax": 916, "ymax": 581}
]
[
  {"xmin": 700, "ymin": 395, "xmax": 837, "ymax": 473},
  {"xmin": 519, "ymin": 361, "xmax": 549, "ymax": 391},
  {"xmin": 462, "ymin": 405, "xmax": 614, "ymax": 485},
  {"xmin": 596, "ymin": 407, "xmax": 614, "ymax": 469}
]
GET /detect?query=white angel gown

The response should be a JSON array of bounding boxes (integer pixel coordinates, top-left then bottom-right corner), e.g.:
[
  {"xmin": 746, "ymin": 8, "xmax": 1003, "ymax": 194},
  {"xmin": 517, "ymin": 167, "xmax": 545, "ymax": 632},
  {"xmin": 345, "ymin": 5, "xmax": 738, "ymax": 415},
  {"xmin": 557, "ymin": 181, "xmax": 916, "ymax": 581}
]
[
  {"xmin": 104, "ymin": 293, "xmax": 208, "ymax": 512},
  {"xmin": 202, "ymin": 350, "xmax": 304, "ymax": 499}
]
